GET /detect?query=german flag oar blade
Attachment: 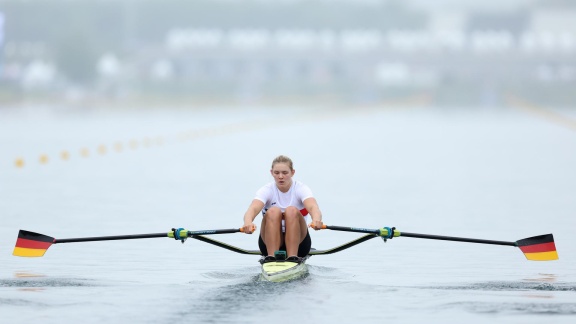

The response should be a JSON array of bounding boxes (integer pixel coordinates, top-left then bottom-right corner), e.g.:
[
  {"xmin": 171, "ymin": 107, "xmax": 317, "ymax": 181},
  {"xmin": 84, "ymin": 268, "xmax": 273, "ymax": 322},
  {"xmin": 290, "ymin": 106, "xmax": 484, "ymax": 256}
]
[
  {"xmin": 516, "ymin": 234, "xmax": 558, "ymax": 261},
  {"xmin": 13, "ymin": 230, "xmax": 55, "ymax": 257}
]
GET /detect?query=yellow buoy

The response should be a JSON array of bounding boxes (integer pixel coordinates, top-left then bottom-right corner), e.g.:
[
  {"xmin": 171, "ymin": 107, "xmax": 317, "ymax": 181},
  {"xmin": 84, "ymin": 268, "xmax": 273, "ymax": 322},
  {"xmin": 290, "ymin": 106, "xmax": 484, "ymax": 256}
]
[
  {"xmin": 60, "ymin": 151, "xmax": 70, "ymax": 161},
  {"xmin": 39, "ymin": 154, "xmax": 49, "ymax": 164},
  {"xmin": 80, "ymin": 148, "xmax": 90, "ymax": 157}
]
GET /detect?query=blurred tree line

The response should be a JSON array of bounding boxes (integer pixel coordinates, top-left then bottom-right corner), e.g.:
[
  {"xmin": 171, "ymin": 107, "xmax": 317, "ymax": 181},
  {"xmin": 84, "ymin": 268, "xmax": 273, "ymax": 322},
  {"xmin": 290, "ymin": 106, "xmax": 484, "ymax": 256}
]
[{"xmin": 1, "ymin": 0, "xmax": 422, "ymax": 83}]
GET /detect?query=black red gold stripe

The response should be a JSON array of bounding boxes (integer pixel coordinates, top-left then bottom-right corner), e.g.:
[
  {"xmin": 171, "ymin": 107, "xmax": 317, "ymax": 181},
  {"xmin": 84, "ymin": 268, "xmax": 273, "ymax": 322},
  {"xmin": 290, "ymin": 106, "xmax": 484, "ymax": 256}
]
[
  {"xmin": 17, "ymin": 230, "xmax": 54, "ymax": 242},
  {"xmin": 15, "ymin": 238, "xmax": 52, "ymax": 249},
  {"xmin": 13, "ymin": 230, "xmax": 54, "ymax": 257},
  {"xmin": 516, "ymin": 234, "xmax": 558, "ymax": 261},
  {"xmin": 518, "ymin": 242, "xmax": 556, "ymax": 254}
]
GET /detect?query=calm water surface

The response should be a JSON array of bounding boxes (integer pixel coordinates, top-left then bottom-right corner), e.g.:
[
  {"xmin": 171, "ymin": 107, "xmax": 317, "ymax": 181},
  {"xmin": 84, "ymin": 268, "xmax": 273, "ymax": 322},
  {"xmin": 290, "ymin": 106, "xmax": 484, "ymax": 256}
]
[{"xmin": 1, "ymin": 105, "xmax": 575, "ymax": 323}]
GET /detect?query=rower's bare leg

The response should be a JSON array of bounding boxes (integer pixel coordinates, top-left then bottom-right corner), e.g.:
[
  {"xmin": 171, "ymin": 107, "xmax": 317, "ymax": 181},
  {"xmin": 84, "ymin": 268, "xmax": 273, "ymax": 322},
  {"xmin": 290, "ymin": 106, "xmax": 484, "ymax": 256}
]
[
  {"xmin": 284, "ymin": 206, "xmax": 307, "ymax": 257},
  {"xmin": 262, "ymin": 207, "xmax": 283, "ymax": 256}
]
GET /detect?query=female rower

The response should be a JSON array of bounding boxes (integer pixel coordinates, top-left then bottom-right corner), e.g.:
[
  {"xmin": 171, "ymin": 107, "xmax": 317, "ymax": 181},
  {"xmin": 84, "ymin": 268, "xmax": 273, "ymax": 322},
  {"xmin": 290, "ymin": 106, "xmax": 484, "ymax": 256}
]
[{"xmin": 242, "ymin": 155, "xmax": 324, "ymax": 263}]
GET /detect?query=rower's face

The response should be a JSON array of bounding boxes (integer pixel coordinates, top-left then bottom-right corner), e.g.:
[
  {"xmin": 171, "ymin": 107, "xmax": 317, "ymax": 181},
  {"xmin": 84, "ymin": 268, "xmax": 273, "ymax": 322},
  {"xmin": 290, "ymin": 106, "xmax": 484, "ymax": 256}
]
[{"xmin": 271, "ymin": 163, "xmax": 294, "ymax": 190}]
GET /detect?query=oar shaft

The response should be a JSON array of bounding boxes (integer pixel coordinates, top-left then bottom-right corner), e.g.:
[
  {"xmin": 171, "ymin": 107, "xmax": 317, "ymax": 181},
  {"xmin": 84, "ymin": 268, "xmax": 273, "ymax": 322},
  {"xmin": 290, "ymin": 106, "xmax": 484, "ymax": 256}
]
[
  {"xmin": 55, "ymin": 228, "xmax": 244, "ymax": 244},
  {"xmin": 55, "ymin": 233, "xmax": 167, "ymax": 244},
  {"xmin": 188, "ymin": 229, "xmax": 241, "ymax": 235},
  {"xmin": 324, "ymin": 225, "xmax": 380, "ymax": 235},
  {"xmin": 190, "ymin": 235, "xmax": 261, "ymax": 255},
  {"xmin": 322, "ymin": 225, "xmax": 517, "ymax": 247},
  {"xmin": 309, "ymin": 234, "xmax": 378, "ymax": 255},
  {"xmin": 400, "ymin": 232, "xmax": 516, "ymax": 246}
]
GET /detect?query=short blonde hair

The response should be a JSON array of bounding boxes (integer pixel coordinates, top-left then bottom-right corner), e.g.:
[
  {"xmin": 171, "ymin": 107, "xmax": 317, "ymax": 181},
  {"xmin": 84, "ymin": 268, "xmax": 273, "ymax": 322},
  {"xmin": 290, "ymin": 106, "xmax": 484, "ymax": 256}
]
[{"xmin": 271, "ymin": 155, "xmax": 293, "ymax": 171}]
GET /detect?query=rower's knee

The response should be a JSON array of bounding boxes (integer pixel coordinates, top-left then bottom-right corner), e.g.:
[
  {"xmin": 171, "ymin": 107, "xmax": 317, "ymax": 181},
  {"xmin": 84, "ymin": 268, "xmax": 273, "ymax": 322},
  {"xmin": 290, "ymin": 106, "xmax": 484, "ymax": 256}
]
[
  {"xmin": 265, "ymin": 207, "xmax": 282, "ymax": 222},
  {"xmin": 284, "ymin": 206, "xmax": 301, "ymax": 221}
]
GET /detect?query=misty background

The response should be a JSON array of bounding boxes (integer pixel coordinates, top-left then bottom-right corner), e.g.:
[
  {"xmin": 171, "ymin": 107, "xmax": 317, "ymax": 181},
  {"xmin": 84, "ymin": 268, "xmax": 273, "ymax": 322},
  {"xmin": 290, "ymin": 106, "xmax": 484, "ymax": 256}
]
[{"xmin": 0, "ymin": 0, "xmax": 575, "ymax": 108}]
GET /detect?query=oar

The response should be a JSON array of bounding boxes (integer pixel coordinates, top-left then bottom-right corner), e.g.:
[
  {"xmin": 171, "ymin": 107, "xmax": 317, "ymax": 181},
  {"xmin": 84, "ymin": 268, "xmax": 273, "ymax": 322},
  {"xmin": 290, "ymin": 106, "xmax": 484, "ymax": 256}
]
[
  {"xmin": 13, "ymin": 226, "xmax": 256, "ymax": 257},
  {"xmin": 316, "ymin": 225, "xmax": 559, "ymax": 261}
]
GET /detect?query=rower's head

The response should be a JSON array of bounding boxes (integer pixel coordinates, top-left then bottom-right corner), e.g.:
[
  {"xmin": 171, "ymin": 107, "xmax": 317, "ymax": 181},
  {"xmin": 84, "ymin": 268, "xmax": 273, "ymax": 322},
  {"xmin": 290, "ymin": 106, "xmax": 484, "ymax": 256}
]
[
  {"xmin": 271, "ymin": 155, "xmax": 293, "ymax": 171},
  {"xmin": 271, "ymin": 155, "xmax": 295, "ymax": 191}
]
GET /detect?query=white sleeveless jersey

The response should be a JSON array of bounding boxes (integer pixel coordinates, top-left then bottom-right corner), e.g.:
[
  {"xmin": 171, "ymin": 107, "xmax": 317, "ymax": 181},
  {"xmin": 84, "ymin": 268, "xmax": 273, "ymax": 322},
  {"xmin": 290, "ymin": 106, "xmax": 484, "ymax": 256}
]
[{"xmin": 254, "ymin": 180, "xmax": 314, "ymax": 230}]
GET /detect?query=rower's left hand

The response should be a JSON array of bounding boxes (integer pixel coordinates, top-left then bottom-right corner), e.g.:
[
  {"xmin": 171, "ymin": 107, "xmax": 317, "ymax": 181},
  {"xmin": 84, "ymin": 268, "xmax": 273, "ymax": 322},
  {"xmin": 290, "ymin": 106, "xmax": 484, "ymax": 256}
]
[
  {"xmin": 309, "ymin": 220, "xmax": 324, "ymax": 231},
  {"xmin": 241, "ymin": 224, "xmax": 256, "ymax": 234}
]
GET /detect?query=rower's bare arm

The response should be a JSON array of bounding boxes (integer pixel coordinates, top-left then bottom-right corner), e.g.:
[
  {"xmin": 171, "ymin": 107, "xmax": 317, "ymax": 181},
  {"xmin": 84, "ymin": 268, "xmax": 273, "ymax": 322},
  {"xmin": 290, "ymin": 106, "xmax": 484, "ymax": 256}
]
[
  {"xmin": 304, "ymin": 197, "xmax": 324, "ymax": 230},
  {"xmin": 242, "ymin": 199, "xmax": 264, "ymax": 234}
]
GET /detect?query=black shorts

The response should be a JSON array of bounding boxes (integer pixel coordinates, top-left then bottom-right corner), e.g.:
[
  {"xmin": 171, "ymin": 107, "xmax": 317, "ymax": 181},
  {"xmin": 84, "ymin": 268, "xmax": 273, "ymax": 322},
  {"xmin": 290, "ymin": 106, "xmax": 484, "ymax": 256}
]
[{"xmin": 258, "ymin": 231, "xmax": 311, "ymax": 257}]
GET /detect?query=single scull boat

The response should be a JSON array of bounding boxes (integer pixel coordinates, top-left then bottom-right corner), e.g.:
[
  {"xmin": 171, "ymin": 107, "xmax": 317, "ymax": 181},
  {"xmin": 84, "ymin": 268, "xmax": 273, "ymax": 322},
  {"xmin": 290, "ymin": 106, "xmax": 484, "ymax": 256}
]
[{"xmin": 12, "ymin": 225, "xmax": 559, "ymax": 283}]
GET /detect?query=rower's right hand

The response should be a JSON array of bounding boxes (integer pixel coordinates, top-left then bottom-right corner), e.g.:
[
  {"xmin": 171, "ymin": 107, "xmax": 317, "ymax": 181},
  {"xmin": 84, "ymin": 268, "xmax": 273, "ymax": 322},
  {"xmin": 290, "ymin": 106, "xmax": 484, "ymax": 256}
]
[
  {"xmin": 309, "ymin": 221, "xmax": 325, "ymax": 231},
  {"xmin": 241, "ymin": 224, "xmax": 256, "ymax": 234}
]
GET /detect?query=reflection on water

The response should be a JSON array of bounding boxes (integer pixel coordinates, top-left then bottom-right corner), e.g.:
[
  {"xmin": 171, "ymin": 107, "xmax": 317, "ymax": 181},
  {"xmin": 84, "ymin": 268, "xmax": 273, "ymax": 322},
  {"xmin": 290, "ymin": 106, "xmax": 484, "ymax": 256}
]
[
  {"xmin": 522, "ymin": 294, "xmax": 554, "ymax": 299},
  {"xmin": 14, "ymin": 272, "xmax": 46, "ymax": 278},
  {"xmin": 523, "ymin": 273, "xmax": 558, "ymax": 283}
]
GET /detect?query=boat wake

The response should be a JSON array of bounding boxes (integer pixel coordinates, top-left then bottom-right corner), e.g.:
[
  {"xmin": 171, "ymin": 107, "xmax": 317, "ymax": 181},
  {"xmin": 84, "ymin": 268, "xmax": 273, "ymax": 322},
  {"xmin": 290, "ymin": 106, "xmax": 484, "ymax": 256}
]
[
  {"xmin": 423, "ymin": 278, "xmax": 576, "ymax": 316},
  {"xmin": 307, "ymin": 264, "xmax": 354, "ymax": 281},
  {"xmin": 0, "ymin": 277, "xmax": 96, "ymax": 288},
  {"xmin": 441, "ymin": 301, "xmax": 576, "ymax": 315},
  {"xmin": 176, "ymin": 272, "xmax": 313, "ymax": 323},
  {"xmin": 201, "ymin": 266, "xmax": 260, "ymax": 281},
  {"xmin": 426, "ymin": 281, "xmax": 576, "ymax": 292},
  {"xmin": 0, "ymin": 298, "xmax": 50, "ymax": 307},
  {"xmin": 199, "ymin": 264, "xmax": 348, "ymax": 283}
]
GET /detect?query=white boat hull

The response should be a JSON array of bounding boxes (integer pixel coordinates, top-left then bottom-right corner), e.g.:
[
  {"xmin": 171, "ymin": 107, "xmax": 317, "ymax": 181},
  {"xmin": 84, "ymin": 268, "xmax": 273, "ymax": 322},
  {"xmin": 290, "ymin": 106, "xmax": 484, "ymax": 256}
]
[{"xmin": 261, "ymin": 259, "xmax": 308, "ymax": 282}]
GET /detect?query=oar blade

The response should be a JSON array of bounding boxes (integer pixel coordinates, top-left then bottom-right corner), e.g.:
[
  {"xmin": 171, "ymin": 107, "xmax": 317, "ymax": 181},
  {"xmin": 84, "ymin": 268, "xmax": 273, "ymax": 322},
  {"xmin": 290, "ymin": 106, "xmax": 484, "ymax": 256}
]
[
  {"xmin": 516, "ymin": 234, "xmax": 558, "ymax": 261},
  {"xmin": 13, "ymin": 230, "xmax": 55, "ymax": 257}
]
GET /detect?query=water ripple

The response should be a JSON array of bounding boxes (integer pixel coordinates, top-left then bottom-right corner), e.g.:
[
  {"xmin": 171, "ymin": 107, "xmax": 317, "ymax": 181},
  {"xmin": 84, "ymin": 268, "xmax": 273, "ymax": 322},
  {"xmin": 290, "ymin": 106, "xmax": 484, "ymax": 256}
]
[
  {"xmin": 427, "ymin": 281, "xmax": 576, "ymax": 292},
  {"xmin": 0, "ymin": 278, "xmax": 96, "ymax": 288},
  {"xmin": 0, "ymin": 298, "xmax": 49, "ymax": 307},
  {"xmin": 445, "ymin": 301, "xmax": 576, "ymax": 315}
]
